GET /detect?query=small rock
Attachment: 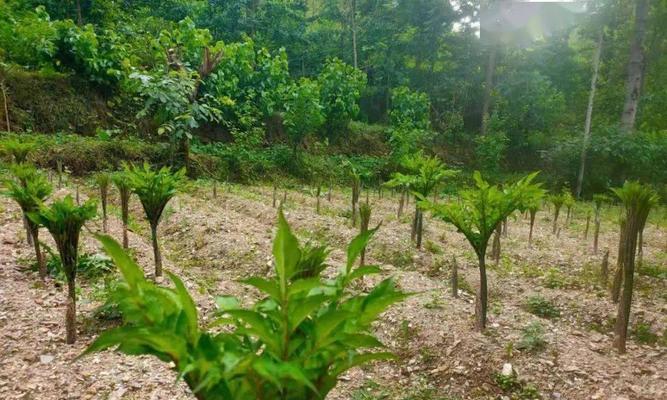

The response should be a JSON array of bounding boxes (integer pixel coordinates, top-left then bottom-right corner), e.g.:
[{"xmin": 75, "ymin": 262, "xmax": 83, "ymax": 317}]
[{"xmin": 39, "ymin": 354, "xmax": 54, "ymax": 364}]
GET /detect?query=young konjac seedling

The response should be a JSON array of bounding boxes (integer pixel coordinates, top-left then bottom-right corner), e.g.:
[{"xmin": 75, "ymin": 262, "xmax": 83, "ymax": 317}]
[
  {"xmin": 387, "ymin": 153, "xmax": 456, "ymax": 249},
  {"xmin": 548, "ymin": 192, "xmax": 567, "ymax": 235},
  {"xmin": 611, "ymin": 181, "xmax": 658, "ymax": 353},
  {"xmin": 423, "ymin": 171, "xmax": 542, "ymax": 331},
  {"xmin": 29, "ymin": 196, "xmax": 96, "ymax": 344},
  {"xmin": 3, "ymin": 168, "xmax": 52, "ymax": 278},
  {"xmin": 111, "ymin": 171, "xmax": 131, "ymax": 249},
  {"xmin": 84, "ymin": 211, "xmax": 407, "ymax": 399},
  {"xmin": 125, "ymin": 162, "xmax": 184, "ymax": 278}
]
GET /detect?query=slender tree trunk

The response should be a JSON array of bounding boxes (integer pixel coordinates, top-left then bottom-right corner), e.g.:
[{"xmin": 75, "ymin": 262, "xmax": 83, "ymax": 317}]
[
  {"xmin": 0, "ymin": 79, "xmax": 10, "ymax": 132},
  {"xmin": 65, "ymin": 277, "xmax": 77, "ymax": 344},
  {"xmin": 327, "ymin": 183, "xmax": 332, "ymax": 202},
  {"xmin": 282, "ymin": 191, "xmax": 287, "ymax": 207},
  {"xmin": 584, "ymin": 213, "xmax": 591, "ymax": 240},
  {"xmin": 316, "ymin": 185, "xmax": 321, "ymax": 214},
  {"xmin": 552, "ymin": 208, "xmax": 560, "ymax": 234},
  {"xmin": 637, "ymin": 228, "xmax": 644, "ymax": 266},
  {"xmin": 101, "ymin": 188, "xmax": 108, "ymax": 233},
  {"xmin": 576, "ymin": 30, "xmax": 603, "ymax": 198},
  {"xmin": 75, "ymin": 0, "xmax": 83, "ymax": 25},
  {"xmin": 351, "ymin": 0, "xmax": 358, "ymax": 68},
  {"xmin": 566, "ymin": 206, "xmax": 572, "ymax": 225},
  {"xmin": 273, "ymin": 185, "xmax": 277, "ymax": 208},
  {"xmin": 451, "ymin": 256, "xmax": 458, "ymax": 298},
  {"xmin": 120, "ymin": 188, "xmax": 130, "ymax": 249},
  {"xmin": 151, "ymin": 224, "xmax": 162, "ymax": 278},
  {"xmin": 611, "ymin": 220, "xmax": 626, "ymax": 303},
  {"xmin": 416, "ymin": 209, "xmax": 423, "ymax": 249},
  {"xmin": 502, "ymin": 218, "xmax": 508, "ymax": 238},
  {"xmin": 529, "ymin": 209, "xmax": 536, "ymax": 245},
  {"xmin": 492, "ymin": 224, "xmax": 501, "ymax": 265},
  {"xmin": 213, "ymin": 181, "xmax": 217, "ymax": 199},
  {"xmin": 411, "ymin": 204, "xmax": 418, "ymax": 243},
  {"xmin": 620, "ymin": 0, "xmax": 649, "ymax": 133},
  {"xmin": 601, "ymin": 249, "xmax": 609, "ymax": 287},
  {"xmin": 614, "ymin": 216, "xmax": 641, "ymax": 353},
  {"xmin": 75, "ymin": 185, "xmax": 80, "ymax": 205},
  {"xmin": 397, "ymin": 190, "xmax": 405, "ymax": 218},
  {"xmin": 57, "ymin": 160, "xmax": 63, "ymax": 189},
  {"xmin": 476, "ymin": 252, "xmax": 488, "ymax": 331},
  {"xmin": 594, "ymin": 209, "xmax": 601, "ymax": 253},
  {"xmin": 24, "ymin": 215, "xmax": 33, "ymax": 246},
  {"xmin": 481, "ymin": 43, "xmax": 498, "ymax": 136},
  {"xmin": 31, "ymin": 226, "xmax": 45, "ymax": 279}
]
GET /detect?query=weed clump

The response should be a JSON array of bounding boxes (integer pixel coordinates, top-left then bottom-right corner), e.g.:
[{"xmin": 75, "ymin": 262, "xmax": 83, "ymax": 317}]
[{"xmin": 525, "ymin": 295, "xmax": 560, "ymax": 319}]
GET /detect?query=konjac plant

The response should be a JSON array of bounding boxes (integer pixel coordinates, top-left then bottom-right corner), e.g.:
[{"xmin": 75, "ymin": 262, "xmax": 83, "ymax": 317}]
[
  {"xmin": 2, "ymin": 168, "xmax": 52, "ymax": 278},
  {"xmin": 386, "ymin": 153, "xmax": 456, "ymax": 249},
  {"xmin": 611, "ymin": 181, "xmax": 658, "ymax": 353},
  {"xmin": 547, "ymin": 191, "xmax": 567, "ymax": 234},
  {"xmin": 423, "ymin": 171, "xmax": 541, "ymax": 331},
  {"xmin": 94, "ymin": 172, "xmax": 110, "ymax": 233},
  {"xmin": 84, "ymin": 211, "xmax": 407, "ymax": 399},
  {"xmin": 2, "ymin": 139, "xmax": 36, "ymax": 163},
  {"xmin": 111, "ymin": 171, "xmax": 131, "ymax": 249},
  {"xmin": 125, "ymin": 162, "xmax": 185, "ymax": 278},
  {"xmin": 29, "ymin": 196, "xmax": 97, "ymax": 343}
]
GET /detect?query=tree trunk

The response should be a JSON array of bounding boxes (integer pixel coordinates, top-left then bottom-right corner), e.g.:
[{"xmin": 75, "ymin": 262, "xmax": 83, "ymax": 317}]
[
  {"xmin": 614, "ymin": 215, "xmax": 641, "ymax": 353},
  {"xmin": 31, "ymin": 226, "xmax": 45, "ymax": 279},
  {"xmin": 151, "ymin": 225, "xmax": 162, "ymax": 278},
  {"xmin": 416, "ymin": 209, "xmax": 423, "ymax": 249},
  {"xmin": 475, "ymin": 252, "xmax": 488, "ymax": 331},
  {"xmin": 576, "ymin": 30, "xmax": 603, "ymax": 198},
  {"xmin": 552, "ymin": 208, "xmax": 560, "ymax": 234},
  {"xmin": 101, "ymin": 189, "xmax": 108, "ymax": 234},
  {"xmin": 181, "ymin": 136, "xmax": 191, "ymax": 176},
  {"xmin": 601, "ymin": 249, "xmax": 609, "ymax": 287},
  {"xmin": 65, "ymin": 277, "xmax": 77, "ymax": 344},
  {"xmin": 593, "ymin": 209, "xmax": 601, "ymax": 253},
  {"xmin": 273, "ymin": 185, "xmax": 277, "ymax": 208},
  {"xmin": 120, "ymin": 188, "xmax": 130, "ymax": 249},
  {"xmin": 213, "ymin": 181, "xmax": 217, "ymax": 199},
  {"xmin": 584, "ymin": 214, "xmax": 591, "ymax": 240},
  {"xmin": 637, "ymin": 228, "xmax": 644, "ymax": 266},
  {"xmin": 316, "ymin": 185, "xmax": 321, "ymax": 214},
  {"xmin": 611, "ymin": 220, "xmax": 626, "ymax": 303},
  {"xmin": 75, "ymin": 185, "xmax": 80, "ymax": 205},
  {"xmin": 481, "ymin": 43, "xmax": 498, "ymax": 136},
  {"xmin": 24, "ymin": 215, "xmax": 33, "ymax": 246},
  {"xmin": 327, "ymin": 183, "xmax": 332, "ymax": 202},
  {"xmin": 282, "ymin": 191, "xmax": 287, "ymax": 207},
  {"xmin": 76, "ymin": 0, "xmax": 83, "ymax": 25},
  {"xmin": 492, "ymin": 224, "xmax": 501, "ymax": 265},
  {"xmin": 502, "ymin": 218, "xmax": 508, "ymax": 238},
  {"xmin": 529, "ymin": 210, "xmax": 536, "ymax": 245},
  {"xmin": 351, "ymin": 0, "xmax": 358, "ymax": 68},
  {"xmin": 620, "ymin": 0, "xmax": 649, "ymax": 133},
  {"xmin": 397, "ymin": 190, "xmax": 405, "ymax": 218},
  {"xmin": 411, "ymin": 204, "xmax": 418, "ymax": 243},
  {"xmin": 451, "ymin": 256, "xmax": 458, "ymax": 298},
  {"xmin": 0, "ymin": 79, "xmax": 10, "ymax": 132}
]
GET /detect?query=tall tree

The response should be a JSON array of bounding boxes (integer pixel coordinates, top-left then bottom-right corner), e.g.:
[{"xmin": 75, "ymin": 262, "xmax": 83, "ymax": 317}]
[
  {"xmin": 576, "ymin": 30, "xmax": 604, "ymax": 198},
  {"xmin": 620, "ymin": 0, "xmax": 650, "ymax": 132}
]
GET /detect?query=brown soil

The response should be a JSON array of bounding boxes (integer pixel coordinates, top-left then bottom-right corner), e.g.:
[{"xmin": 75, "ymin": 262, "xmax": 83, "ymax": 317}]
[{"xmin": 0, "ymin": 182, "xmax": 665, "ymax": 399}]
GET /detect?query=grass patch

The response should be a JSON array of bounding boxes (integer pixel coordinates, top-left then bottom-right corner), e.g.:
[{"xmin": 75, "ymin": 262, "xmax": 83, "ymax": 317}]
[
  {"xmin": 524, "ymin": 295, "xmax": 560, "ymax": 319},
  {"xmin": 517, "ymin": 321, "xmax": 547, "ymax": 353}
]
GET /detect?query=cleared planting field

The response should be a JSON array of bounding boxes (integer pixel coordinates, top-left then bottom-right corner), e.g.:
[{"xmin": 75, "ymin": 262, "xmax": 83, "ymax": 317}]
[{"xmin": 1, "ymin": 180, "xmax": 665, "ymax": 400}]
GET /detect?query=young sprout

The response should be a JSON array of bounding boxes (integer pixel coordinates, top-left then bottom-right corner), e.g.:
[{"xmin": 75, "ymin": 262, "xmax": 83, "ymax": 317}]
[
  {"xmin": 94, "ymin": 172, "xmax": 111, "ymax": 233},
  {"xmin": 423, "ymin": 171, "xmax": 542, "ymax": 331},
  {"xmin": 125, "ymin": 162, "xmax": 185, "ymax": 278},
  {"xmin": 29, "ymin": 196, "xmax": 96, "ymax": 343},
  {"xmin": 2, "ymin": 168, "xmax": 52, "ymax": 278},
  {"xmin": 9, "ymin": 163, "xmax": 40, "ymax": 245},
  {"xmin": 611, "ymin": 181, "xmax": 658, "ymax": 353},
  {"xmin": 111, "ymin": 171, "xmax": 131, "ymax": 249}
]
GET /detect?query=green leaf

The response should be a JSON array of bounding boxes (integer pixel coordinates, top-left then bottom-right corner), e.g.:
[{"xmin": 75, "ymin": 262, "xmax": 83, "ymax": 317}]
[
  {"xmin": 242, "ymin": 277, "xmax": 281, "ymax": 300},
  {"xmin": 288, "ymin": 294, "xmax": 325, "ymax": 333},
  {"xmin": 167, "ymin": 271, "xmax": 199, "ymax": 341},
  {"xmin": 273, "ymin": 210, "xmax": 301, "ymax": 297},
  {"xmin": 96, "ymin": 234, "xmax": 145, "ymax": 288},
  {"xmin": 346, "ymin": 227, "xmax": 377, "ymax": 274}
]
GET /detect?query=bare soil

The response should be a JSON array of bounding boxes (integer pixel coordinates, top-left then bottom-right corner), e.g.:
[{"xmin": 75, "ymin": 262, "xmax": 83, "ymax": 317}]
[{"xmin": 1, "ymin": 181, "xmax": 665, "ymax": 400}]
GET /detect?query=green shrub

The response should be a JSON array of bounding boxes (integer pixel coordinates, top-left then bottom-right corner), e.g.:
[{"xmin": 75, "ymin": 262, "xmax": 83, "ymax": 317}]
[
  {"xmin": 542, "ymin": 267, "xmax": 567, "ymax": 289},
  {"xmin": 517, "ymin": 322, "xmax": 547, "ymax": 353},
  {"xmin": 524, "ymin": 295, "xmax": 560, "ymax": 319},
  {"xmin": 633, "ymin": 322, "xmax": 659, "ymax": 345},
  {"xmin": 43, "ymin": 251, "xmax": 114, "ymax": 281},
  {"xmin": 84, "ymin": 212, "xmax": 407, "ymax": 399}
]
